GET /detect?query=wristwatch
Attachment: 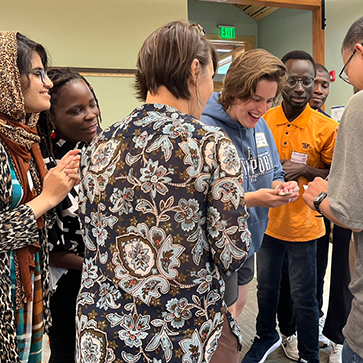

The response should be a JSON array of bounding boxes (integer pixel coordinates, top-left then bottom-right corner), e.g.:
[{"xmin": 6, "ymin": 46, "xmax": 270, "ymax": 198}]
[{"xmin": 313, "ymin": 192, "xmax": 328, "ymax": 215}]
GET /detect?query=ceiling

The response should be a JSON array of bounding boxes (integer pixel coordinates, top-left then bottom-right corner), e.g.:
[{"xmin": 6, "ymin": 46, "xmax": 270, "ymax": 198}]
[{"xmin": 236, "ymin": 4, "xmax": 279, "ymax": 21}]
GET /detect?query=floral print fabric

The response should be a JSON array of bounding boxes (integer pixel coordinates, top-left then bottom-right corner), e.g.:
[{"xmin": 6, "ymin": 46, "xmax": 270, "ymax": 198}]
[{"xmin": 76, "ymin": 104, "xmax": 251, "ymax": 363}]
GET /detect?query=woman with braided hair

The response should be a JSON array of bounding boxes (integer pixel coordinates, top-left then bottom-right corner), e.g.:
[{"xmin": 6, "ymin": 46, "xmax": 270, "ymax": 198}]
[
  {"xmin": 37, "ymin": 67, "xmax": 101, "ymax": 363},
  {"xmin": 0, "ymin": 32, "xmax": 80, "ymax": 363}
]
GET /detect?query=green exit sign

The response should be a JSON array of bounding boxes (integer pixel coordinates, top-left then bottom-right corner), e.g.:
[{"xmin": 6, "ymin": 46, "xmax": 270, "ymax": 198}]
[{"xmin": 219, "ymin": 26, "xmax": 235, "ymax": 39}]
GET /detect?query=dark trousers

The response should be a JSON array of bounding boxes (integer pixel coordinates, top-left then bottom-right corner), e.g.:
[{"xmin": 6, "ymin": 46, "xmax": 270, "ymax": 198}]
[
  {"xmin": 257, "ymin": 235, "xmax": 319, "ymax": 362},
  {"xmin": 49, "ymin": 269, "xmax": 82, "ymax": 363},
  {"xmin": 278, "ymin": 219, "xmax": 353, "ymax": 344}
]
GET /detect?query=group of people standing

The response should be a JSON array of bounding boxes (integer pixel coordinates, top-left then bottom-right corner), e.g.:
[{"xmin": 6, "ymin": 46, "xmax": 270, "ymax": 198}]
[{"xmin": 0, "ymin": 14, "xmax": 363, "ymax": 363}]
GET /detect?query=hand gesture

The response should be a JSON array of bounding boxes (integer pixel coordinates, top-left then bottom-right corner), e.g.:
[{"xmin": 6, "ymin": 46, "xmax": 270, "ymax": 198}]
[
  {"xmin": 248, "ymin": 182, "xmax": 299, "ymax": 209},
  {"xmin": 275, "ymin": 181, "xmax": 300, "ymax": 203},
  {"xmin": 26, "ymin": 150, "xmax": 81, "ymax": 218}
]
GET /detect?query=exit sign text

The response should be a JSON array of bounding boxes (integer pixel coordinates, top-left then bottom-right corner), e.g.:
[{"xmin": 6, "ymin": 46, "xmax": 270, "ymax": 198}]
[{"xmin": 219, "ymin": 26, "xmax": 235, "ymax": 39}]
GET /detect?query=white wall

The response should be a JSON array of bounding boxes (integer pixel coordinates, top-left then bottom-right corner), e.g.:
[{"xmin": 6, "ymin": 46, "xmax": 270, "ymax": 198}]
[
  {"xmin": 1, "ymin": 0, "xmax": 188, "ymax": 128},
  {"xmin": 324, "ymin": 0, "xmax": 363, "ymax": 112}
]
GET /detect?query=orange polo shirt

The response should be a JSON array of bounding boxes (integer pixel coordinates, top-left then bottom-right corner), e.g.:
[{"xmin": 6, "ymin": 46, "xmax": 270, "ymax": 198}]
[{"xmin": 264, "ymin": 103, "xmax": 338, "ymax": 242}]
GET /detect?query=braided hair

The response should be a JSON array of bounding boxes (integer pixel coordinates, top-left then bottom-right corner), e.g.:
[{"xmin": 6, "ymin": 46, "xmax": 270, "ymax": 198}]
[{"xmin": 37, "ymin": 67, "xmax": 102, "ymax": 161}]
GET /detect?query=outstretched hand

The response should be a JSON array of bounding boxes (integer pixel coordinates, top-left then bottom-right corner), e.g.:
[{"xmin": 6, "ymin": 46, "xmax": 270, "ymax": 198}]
[{"xmin": 247, "ymin": 181, "xmax": 299, "ymax": 209}]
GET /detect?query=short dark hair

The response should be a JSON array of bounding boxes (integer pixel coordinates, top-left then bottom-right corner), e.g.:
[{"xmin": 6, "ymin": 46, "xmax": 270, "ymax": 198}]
[
  {"xmin": 315, "ymin": 63, "xmax": 329, "ymax": 76},
  {"xmin": 135, "ymin": 21, "xmax": 217, "ymax": 101},
  {"xmin": 219, "ymin": 49, "xmax": 288, "ymax": 109},
  {"xmin": 281, "ymin": 50, "xmax": 316, "ymax": 76},
  {"xmin": 16, "ymin": 32, "xmax": 49, "ymax": 90},
  {"xmin": 342, "ymin": 16, "xmax": 363, "ymax": 53}
]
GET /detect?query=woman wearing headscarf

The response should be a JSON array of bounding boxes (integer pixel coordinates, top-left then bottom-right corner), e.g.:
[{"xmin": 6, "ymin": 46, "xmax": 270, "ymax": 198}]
[{"xmin": 0, "ymin": 31, "xmax": 79, "ymax": 363}]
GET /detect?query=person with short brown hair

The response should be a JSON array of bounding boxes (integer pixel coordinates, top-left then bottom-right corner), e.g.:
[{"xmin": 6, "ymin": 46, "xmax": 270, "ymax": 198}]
[
  {"xmin": 219, "ymin": 49, "xmax": 286, "ymax": 110},
  {"xmin": 202, "ymin": 48, "xmax": 299, "ymax": 321},
  {"xmin": 75, "ymin": 21, "xmax": 251, "ymax": 363},
  {"xmin": 135, "ymin": 21, "xmax": 217, "ymax": 103}
]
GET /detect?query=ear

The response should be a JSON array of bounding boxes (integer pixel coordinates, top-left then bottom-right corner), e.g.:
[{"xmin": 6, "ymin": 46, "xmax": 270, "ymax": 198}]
[
  {"xmin": 190, "ymin": 59, "xmax": 201, "ymax": 85},
  {"xmin": 355, "ymin": 43, "xmax": 363, "ymax": 55}
]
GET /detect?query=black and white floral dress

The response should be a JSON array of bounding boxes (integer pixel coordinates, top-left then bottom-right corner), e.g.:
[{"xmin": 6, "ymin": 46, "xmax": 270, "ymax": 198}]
[{"xmin": 75, "ymin": 104, "xmax": 251, "ymax": 363}]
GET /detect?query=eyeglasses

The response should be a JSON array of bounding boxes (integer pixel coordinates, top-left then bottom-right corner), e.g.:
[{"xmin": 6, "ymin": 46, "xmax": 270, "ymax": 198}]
[
  {"xmin": 29, "ymin": 69, "xmax": 48, "ymax": 84},
  {"xmin": 339, "ymin": 48, "xmax": 357, "ymax": 85},
  {"xmin": 286, "ymin": 76, "xmax": 315, "ymax": 88}
]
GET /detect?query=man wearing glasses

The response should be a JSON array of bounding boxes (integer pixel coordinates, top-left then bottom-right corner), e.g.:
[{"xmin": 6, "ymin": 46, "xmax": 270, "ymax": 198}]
[
  {"xmin": 243, "ymin": 51, "xmax": 338, "ymax": 363},
  {"xmin": 278, "ymin": 63, "xmax": 352, "ymax": 363},
  {"xmin": 303, "ymin": 16, "xmax": 363, "ymax": 363}
]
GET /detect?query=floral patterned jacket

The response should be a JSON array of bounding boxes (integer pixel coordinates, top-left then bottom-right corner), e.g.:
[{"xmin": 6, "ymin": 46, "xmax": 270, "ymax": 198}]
[{"xmin": 76, "ymin": 104, "xmax": 251, "ymax": 363}]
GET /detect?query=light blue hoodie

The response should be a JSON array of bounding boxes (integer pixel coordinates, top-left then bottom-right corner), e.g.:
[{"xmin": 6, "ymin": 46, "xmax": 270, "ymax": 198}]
[{"xmin": 201, "ymin": 92, "xmax": 285, "ymax": 256}]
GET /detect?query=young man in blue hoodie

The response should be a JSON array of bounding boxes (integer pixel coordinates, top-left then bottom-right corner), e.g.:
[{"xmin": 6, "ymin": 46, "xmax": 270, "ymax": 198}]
[
  {"xmin": 243, "ymin": 51, "xmax": 338, "ymax": 363},
  {"xmin": 201, "ymin": 49, "xmax": 299, "ymax": 320}
]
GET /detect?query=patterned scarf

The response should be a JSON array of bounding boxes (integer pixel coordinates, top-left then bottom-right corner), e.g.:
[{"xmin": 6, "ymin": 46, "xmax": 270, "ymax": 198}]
[{"xmin": 0, "ymin": 115, "xmax": 47, "ymax": 302}]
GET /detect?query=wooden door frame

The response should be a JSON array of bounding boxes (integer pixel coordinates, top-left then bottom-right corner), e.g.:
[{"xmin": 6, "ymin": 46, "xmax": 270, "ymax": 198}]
[{"xmin": 197, "ymin": 0, "xmax": 324, "ymax": 64}]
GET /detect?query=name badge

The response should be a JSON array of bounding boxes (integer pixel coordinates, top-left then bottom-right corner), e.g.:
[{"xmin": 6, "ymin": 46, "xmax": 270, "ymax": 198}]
[
  {"xmin": 291, "ymin": 151, "xmax": 308, "ymax": 164},
  {"xmin": 255, "ymin": 132, "xmax": 268, "ymax": 148}
]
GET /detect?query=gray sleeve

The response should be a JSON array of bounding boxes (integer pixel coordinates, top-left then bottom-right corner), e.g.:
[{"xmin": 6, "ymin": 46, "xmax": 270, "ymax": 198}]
[{"xmin": 328, "ymin": 91, "xmax": 363, "ymax": 230}]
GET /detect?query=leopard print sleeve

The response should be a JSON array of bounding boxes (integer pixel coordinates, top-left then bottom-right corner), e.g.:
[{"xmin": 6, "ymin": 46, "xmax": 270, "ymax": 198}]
[{"xmin": 0, "ymin": 143, "xmax": 39, "ymax": 253}]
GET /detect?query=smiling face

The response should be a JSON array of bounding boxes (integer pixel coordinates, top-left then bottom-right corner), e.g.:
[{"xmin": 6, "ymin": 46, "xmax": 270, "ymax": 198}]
[
  {"xmin": 309, "ymin": 69, "xmax": 330, "ymax": 110},
  {"xmin": 282, "ymin": 59, "xmax": 315, "ymax": 110},
  {"xmin": 21, "ymin": 52, "xmax": 53, "ymax": 113},
  {"xmin": 52, "ymin": 79, "xmax": 100, "ymax": 142},
  {"xmin": 226, "ymin": 79, "xmax": 278, "ymax": 129}
]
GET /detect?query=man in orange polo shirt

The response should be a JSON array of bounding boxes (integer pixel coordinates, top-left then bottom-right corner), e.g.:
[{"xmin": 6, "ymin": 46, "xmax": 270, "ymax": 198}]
[{"xmin": 242, "ymin": 51, "xmax": 338, "ymax": 363}]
